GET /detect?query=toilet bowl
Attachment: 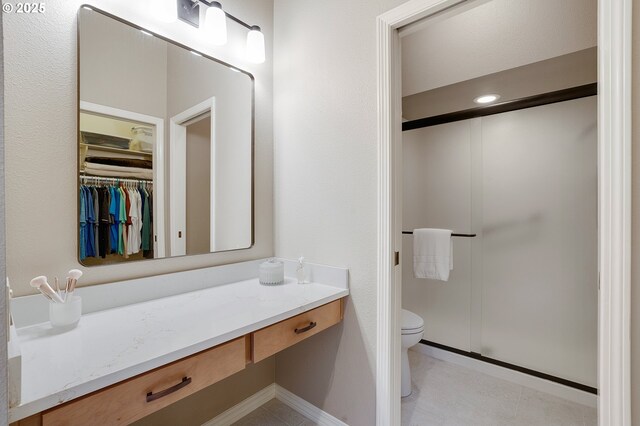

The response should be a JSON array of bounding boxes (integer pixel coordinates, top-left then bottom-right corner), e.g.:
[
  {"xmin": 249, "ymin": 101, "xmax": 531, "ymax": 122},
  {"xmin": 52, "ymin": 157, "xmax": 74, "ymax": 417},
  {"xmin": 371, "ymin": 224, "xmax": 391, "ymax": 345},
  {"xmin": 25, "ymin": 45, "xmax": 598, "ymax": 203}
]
[{"xmin": 401, "ymin": 309, "xmax": 424, "ymax": 398}]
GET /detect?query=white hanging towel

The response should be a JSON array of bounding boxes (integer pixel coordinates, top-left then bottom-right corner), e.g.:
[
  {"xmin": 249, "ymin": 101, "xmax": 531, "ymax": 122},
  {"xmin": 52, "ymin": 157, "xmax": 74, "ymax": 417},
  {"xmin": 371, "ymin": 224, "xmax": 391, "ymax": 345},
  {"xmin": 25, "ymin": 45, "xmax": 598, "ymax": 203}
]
[{"xmin": 413, "ymin": 228, "xmax": 453, "ymax": 281}]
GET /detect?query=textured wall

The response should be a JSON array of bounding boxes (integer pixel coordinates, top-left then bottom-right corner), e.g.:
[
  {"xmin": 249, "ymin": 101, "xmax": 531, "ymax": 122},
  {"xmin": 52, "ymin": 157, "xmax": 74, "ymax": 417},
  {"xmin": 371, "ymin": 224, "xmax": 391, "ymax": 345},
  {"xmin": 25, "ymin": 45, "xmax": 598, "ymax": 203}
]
[
  {"xmin": 272, "ymin": 1, "xmax": 405, "ymax": 424},
  {"xmin": 3, "ymin": 0, "xmax": 274, "ymax": 296}
]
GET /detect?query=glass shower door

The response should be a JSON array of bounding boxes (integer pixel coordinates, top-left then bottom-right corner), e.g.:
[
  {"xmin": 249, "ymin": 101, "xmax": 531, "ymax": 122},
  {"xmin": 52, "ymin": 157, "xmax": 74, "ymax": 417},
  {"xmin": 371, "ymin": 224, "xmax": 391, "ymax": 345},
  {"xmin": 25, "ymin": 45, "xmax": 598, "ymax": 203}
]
[{"xmin": 479, "ymin": 96, "xmax": 597, "ymax": 387}]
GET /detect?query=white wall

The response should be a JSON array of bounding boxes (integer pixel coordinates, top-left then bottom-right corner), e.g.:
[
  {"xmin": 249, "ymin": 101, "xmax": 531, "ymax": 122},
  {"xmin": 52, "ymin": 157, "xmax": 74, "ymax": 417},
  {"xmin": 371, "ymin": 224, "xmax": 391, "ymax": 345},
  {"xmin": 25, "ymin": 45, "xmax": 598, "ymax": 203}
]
[
  {"xmin": 166, "ymin": 45, "xmax": 252, "ymax": 252},
  {"xmin": 272, "ymin": 0, "xmax": 406, "ymax": 424},
  {"xmin": 3, "ymin": 0, "xmax": 273, "ymax": 296},
  {"xmin": 401, "ymin": 0, "xmax": 597, "ymax": 96},
  {"xmin": 79, "ymin": 9, "xmax": 168, "ymax": 119}
]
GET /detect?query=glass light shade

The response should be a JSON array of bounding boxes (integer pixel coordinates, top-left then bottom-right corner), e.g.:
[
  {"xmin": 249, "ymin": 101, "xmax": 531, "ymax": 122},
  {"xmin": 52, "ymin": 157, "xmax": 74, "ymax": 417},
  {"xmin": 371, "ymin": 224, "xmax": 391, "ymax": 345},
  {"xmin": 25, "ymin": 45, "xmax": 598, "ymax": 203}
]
[
  {"xmin": 204, "ymin": 4, "xmax": 227, "ymax": 46},
  {"xmin": 246, "ymin": 26, "xmax": 265, "ymax": 64},
  {"xmin": 152, "ymin": 0, "xmax": 177, "ymax": 23}
]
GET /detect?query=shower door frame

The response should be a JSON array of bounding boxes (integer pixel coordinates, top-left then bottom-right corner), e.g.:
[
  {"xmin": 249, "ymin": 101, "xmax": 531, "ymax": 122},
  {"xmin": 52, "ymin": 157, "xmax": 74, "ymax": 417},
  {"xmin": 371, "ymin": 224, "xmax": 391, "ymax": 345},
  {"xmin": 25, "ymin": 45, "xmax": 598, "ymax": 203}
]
[{"xmin": 375, "ymin": 1, "xmax": 632, "ymax": 426}]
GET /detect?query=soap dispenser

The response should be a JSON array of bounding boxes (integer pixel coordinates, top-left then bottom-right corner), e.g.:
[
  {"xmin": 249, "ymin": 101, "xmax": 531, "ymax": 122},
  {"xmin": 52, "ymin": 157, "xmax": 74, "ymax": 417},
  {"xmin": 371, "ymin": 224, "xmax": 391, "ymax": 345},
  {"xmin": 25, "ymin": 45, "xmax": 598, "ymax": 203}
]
[{"xmin": 296, "ymin": 256, "xmax": 310, "ymax": 284}]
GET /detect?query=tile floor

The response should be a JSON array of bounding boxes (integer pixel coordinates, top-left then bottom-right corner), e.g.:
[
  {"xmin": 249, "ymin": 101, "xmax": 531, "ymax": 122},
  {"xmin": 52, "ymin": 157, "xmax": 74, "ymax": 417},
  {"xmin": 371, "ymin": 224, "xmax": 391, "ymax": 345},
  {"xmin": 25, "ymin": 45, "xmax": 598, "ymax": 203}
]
[
  {"xmin": 402, "ymin": 350, "xmax": 597, "ymax": 426},
  {"xmin": 232, "ymin": 398, "xmax": 316, "ymax": 426},
  {"xmin": 233, "ymin": 351, "xmax": 597, "ymax": 426}
]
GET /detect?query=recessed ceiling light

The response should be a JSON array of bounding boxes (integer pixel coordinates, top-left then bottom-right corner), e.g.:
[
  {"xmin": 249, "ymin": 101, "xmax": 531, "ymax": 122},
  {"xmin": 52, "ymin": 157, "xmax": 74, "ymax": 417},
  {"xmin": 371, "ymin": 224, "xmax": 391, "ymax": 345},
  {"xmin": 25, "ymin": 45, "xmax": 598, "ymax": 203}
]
[{"xmin": 474, "ymin": 94, "xmax": 500, "ymax": 104}]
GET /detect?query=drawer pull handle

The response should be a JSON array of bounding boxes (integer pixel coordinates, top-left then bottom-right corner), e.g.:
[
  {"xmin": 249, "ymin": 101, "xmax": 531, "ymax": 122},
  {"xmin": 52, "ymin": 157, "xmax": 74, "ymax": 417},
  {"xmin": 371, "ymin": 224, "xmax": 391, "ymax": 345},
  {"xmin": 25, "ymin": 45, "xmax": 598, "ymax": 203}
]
[
  {"xmin": 146, "ymin": 376, "xmax": 192, "ymax": 402},
  {"xmin": 295, "ymin": 321, "xmax": 317, "ymax": 334}
]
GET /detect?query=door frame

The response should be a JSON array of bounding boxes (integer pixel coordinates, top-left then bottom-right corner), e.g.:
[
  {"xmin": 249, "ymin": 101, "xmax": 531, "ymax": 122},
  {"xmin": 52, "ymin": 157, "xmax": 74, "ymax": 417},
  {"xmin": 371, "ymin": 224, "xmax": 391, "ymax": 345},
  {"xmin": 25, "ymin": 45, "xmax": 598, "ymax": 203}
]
[
  {"xmin": 375, "ymin": 0, "xmax": 632, "ymax": 425},
  {"xmin": 169, "ymin": 97, "xmax": 217, "ymax": 256}
]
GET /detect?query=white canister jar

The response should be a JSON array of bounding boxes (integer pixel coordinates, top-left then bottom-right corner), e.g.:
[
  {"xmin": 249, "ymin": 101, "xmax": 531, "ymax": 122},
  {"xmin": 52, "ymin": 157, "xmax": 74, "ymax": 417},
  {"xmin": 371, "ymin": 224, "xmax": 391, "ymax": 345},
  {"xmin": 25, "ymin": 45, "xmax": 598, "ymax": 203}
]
[{"xmin": 259, "ymin": 259, "xmax": 284, "ymax": 285}]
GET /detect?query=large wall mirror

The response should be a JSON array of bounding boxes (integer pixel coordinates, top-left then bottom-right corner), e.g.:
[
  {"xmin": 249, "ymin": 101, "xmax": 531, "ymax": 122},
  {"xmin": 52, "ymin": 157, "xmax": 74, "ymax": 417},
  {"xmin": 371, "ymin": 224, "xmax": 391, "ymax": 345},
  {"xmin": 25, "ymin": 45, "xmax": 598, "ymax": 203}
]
[{"xmin": 78, "ymin": 7, "xmax": 254, "ymax": 266}]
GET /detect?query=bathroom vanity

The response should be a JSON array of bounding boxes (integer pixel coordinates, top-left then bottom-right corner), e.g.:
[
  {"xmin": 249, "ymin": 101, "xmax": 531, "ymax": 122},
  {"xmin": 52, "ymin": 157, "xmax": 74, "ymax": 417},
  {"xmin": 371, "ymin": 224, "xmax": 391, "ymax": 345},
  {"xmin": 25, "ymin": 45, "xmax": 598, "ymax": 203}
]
[
  {"xmin": 9, "ymin": 259, "xmax": 349, "ymax": 425},
  {"xmin": 7, "ymin": 6, "xmax": 342, "ymax": 425}
]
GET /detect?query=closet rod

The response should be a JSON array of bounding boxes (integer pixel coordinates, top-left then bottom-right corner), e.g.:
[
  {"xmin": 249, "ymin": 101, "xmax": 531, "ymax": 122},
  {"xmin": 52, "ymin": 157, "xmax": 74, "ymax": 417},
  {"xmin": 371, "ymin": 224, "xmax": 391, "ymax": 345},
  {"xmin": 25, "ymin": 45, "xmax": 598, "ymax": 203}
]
[
  {"xmin": 80, "ymin": 175, "xmax": 153, "ymax": 184},
  {"xmin": 402, "ymin": 231, "xmax": 476, "ymax": 237}
]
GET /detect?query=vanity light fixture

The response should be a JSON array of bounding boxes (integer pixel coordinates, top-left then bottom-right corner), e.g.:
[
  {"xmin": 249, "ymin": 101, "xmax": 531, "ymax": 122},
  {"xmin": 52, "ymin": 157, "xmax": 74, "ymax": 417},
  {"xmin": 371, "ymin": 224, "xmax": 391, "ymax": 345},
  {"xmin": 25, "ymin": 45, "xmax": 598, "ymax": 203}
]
[
  {"xmin": 177, "ymin": 0, "xmax": 266, "ymax": 64},
  {"xmin": 203, "ymin": 1, "xmax": 227, "ymax": 46},
  {"xmin": 474, "ymin": 94, "xmax": 500, "ymax": 104},
  {"xmin": 246, "ymin": 26, "xmax": 265, "ymax": 64}
]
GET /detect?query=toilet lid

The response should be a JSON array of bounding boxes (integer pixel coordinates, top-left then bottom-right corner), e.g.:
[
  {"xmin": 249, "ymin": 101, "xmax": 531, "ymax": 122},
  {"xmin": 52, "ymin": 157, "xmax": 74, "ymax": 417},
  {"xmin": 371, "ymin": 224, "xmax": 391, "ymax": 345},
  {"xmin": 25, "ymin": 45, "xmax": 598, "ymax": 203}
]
[{"xmin": 401, "ymin": 309, "xmax": 424, "ymax": 331}]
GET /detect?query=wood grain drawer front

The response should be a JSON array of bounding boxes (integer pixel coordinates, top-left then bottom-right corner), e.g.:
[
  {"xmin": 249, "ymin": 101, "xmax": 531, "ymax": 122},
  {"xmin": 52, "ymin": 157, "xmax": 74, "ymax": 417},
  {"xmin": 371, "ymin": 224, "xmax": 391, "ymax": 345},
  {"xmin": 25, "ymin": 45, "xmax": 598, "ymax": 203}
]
[
  {"xmin": 253, "ymin": 300, "xmax": 342, "ymax": 363},
  {"xmin": 42, "ymin": 338, "xmax": 245, "ymax": 426}
]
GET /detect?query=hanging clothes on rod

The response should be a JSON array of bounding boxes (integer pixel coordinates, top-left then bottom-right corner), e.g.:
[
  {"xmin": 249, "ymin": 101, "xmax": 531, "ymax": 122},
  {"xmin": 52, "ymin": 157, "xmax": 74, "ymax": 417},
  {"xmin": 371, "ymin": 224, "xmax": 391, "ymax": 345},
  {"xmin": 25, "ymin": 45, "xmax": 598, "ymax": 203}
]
[{"xmin": 79, "ymin": 175, "xmax": 154, "ymax": 261}]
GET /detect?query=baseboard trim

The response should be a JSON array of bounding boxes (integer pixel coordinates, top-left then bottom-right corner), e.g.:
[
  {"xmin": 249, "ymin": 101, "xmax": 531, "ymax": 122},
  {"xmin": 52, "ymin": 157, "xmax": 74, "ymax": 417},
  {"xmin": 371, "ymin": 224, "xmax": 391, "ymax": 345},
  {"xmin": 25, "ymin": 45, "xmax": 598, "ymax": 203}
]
[
  {"xmin": 411, "ymin": 343, "xmax": 597, "ymax": 408},
  {"xmin": 275, "ymin": 384, "xmax": 348, "ymax": 426},
  {"xmin": 202, "ymin": 383, "xmax": 347, "ymax": 426},
  {"xmin": 202, "ymin": 384, "xmax": 276, "ymax": 426}
]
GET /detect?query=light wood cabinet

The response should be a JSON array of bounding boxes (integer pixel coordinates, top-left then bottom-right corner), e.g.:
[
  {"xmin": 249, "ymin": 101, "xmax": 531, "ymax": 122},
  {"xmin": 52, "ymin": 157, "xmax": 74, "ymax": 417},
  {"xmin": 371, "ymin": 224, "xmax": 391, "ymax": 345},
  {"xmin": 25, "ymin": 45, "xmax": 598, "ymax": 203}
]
[
  {"xmin": 252, "ymin": 300, "xmax": 343, "ymax": 362},
  {"xmin": 42, "ymin": 338, "xmax": 245, "ymax": 426}
]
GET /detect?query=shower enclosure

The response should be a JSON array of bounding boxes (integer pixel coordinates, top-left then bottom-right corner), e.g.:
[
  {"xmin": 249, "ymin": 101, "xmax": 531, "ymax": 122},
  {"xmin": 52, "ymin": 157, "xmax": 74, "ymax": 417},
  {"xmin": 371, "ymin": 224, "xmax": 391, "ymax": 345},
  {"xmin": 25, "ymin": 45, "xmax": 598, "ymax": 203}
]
[{"xmin": 401, "ymin": 92, "xmax": 597, "ymax": 390}]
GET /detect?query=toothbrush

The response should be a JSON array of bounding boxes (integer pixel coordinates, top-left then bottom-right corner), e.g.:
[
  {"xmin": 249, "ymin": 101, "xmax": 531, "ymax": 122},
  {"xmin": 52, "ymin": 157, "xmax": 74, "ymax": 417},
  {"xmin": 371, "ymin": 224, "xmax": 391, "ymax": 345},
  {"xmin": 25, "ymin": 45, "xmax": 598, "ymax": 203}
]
[
  {"xmin": 65, "ymin": 269, "xmax": 83, "ymax": 300},
  {"xmin": 30, "ymin": 276, "xmax": 64, "ymax": 303}
]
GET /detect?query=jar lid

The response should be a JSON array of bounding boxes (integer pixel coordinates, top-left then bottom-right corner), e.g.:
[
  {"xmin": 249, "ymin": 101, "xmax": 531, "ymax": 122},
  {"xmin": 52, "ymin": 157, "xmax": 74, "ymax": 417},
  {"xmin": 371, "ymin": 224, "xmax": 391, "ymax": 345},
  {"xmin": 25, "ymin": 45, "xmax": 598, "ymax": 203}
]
[{"xmin": 260, "ymin": 259, "xmax": 283, "ymax": 270}]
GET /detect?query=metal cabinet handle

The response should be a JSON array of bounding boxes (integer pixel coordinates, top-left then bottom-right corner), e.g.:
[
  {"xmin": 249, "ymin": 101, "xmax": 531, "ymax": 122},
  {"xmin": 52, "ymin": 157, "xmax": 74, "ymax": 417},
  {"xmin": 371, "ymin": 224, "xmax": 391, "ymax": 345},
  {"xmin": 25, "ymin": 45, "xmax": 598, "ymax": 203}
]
[
  {"xmin": 146, "ymin": 376, "xmax": 191, "ymax": 403},
  {"xmin": 295, "ymin": 321, "xmax": 317, "ymax": 334}
]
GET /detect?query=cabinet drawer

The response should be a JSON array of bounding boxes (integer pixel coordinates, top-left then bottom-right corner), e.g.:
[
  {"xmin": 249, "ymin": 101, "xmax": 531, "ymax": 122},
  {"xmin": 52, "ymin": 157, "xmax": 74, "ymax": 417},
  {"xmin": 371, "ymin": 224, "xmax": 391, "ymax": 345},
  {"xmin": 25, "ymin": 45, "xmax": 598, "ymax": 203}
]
[
  {"xmin": 252, "ymin": 299, "xmax": 343, "ymax": 362},
  {"xmin": 42, "ymin": 338, "xmax": 245, "ymax": 426}
]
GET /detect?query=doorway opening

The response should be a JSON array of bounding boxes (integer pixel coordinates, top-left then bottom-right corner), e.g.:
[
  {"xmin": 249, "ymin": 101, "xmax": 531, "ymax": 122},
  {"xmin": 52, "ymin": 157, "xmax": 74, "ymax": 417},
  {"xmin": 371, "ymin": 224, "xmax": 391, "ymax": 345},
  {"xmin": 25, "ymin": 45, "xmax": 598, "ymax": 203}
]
[
  {"xmin": 169, "ymin": 97, "xmax": 217, "ymax": 256},
  {"xmin": 376, "ymin": 0, "xmax": 632, "ymax": 425}
]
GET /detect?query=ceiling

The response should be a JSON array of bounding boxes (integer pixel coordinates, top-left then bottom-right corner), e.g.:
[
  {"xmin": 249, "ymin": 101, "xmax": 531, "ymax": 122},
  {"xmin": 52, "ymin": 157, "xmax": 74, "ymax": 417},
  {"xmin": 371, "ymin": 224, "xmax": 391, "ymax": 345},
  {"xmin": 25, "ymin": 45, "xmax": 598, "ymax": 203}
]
[{"xmin": 401, "ymin": 0, "xmax": 597, "ymax": 97}]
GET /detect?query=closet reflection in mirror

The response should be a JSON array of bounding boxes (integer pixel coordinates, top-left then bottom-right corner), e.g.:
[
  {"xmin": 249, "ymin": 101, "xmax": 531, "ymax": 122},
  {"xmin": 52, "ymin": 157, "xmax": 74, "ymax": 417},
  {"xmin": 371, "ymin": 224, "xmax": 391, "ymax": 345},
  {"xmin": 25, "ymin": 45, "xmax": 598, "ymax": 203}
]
[{"xmin": 78, "ymin": 7, "xmax": 254, "ymax": 266}]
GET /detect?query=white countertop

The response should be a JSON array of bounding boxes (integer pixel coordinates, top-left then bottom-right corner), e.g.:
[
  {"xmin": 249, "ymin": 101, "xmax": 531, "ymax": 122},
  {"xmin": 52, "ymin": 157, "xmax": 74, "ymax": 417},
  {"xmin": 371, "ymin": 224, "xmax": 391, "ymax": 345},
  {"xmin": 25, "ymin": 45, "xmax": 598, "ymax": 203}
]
[{"xmin": 10, "ymin": 276, "xmax": 348, "ymax": 421}]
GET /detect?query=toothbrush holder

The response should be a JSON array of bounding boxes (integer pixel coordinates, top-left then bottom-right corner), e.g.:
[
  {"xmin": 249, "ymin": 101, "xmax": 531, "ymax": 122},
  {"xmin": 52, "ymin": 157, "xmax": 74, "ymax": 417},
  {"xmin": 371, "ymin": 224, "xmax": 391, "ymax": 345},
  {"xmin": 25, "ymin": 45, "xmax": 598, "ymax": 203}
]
[{"xmin": 49, "ymin": 296, "xmax": 82, "ymax": 329}]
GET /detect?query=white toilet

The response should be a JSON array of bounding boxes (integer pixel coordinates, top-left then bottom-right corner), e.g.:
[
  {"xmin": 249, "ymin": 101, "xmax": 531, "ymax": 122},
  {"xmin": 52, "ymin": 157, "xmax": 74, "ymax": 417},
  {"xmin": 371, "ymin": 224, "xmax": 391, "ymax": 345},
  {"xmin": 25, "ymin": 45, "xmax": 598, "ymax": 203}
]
[{"xmin": 401, "ymin": 309, "xmax": 425, "ymax": 397}]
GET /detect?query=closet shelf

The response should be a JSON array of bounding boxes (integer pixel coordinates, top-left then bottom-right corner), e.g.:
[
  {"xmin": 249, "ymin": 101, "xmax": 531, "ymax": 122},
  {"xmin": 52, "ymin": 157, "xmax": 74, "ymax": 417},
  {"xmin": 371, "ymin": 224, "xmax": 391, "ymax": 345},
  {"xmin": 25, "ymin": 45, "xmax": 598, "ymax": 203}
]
[{"xmin": 80, "ymin": 143, "xmax": 152, "ymax": 158}]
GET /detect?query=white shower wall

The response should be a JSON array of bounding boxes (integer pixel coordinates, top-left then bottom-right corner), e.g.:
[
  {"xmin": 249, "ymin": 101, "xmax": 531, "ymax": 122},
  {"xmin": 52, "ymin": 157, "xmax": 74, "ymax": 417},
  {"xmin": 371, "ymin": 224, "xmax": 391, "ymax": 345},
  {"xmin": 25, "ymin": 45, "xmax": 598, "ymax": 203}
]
[{"xmin": 402, "ymin": 96, "xmax": 597, "ymax": 387}]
